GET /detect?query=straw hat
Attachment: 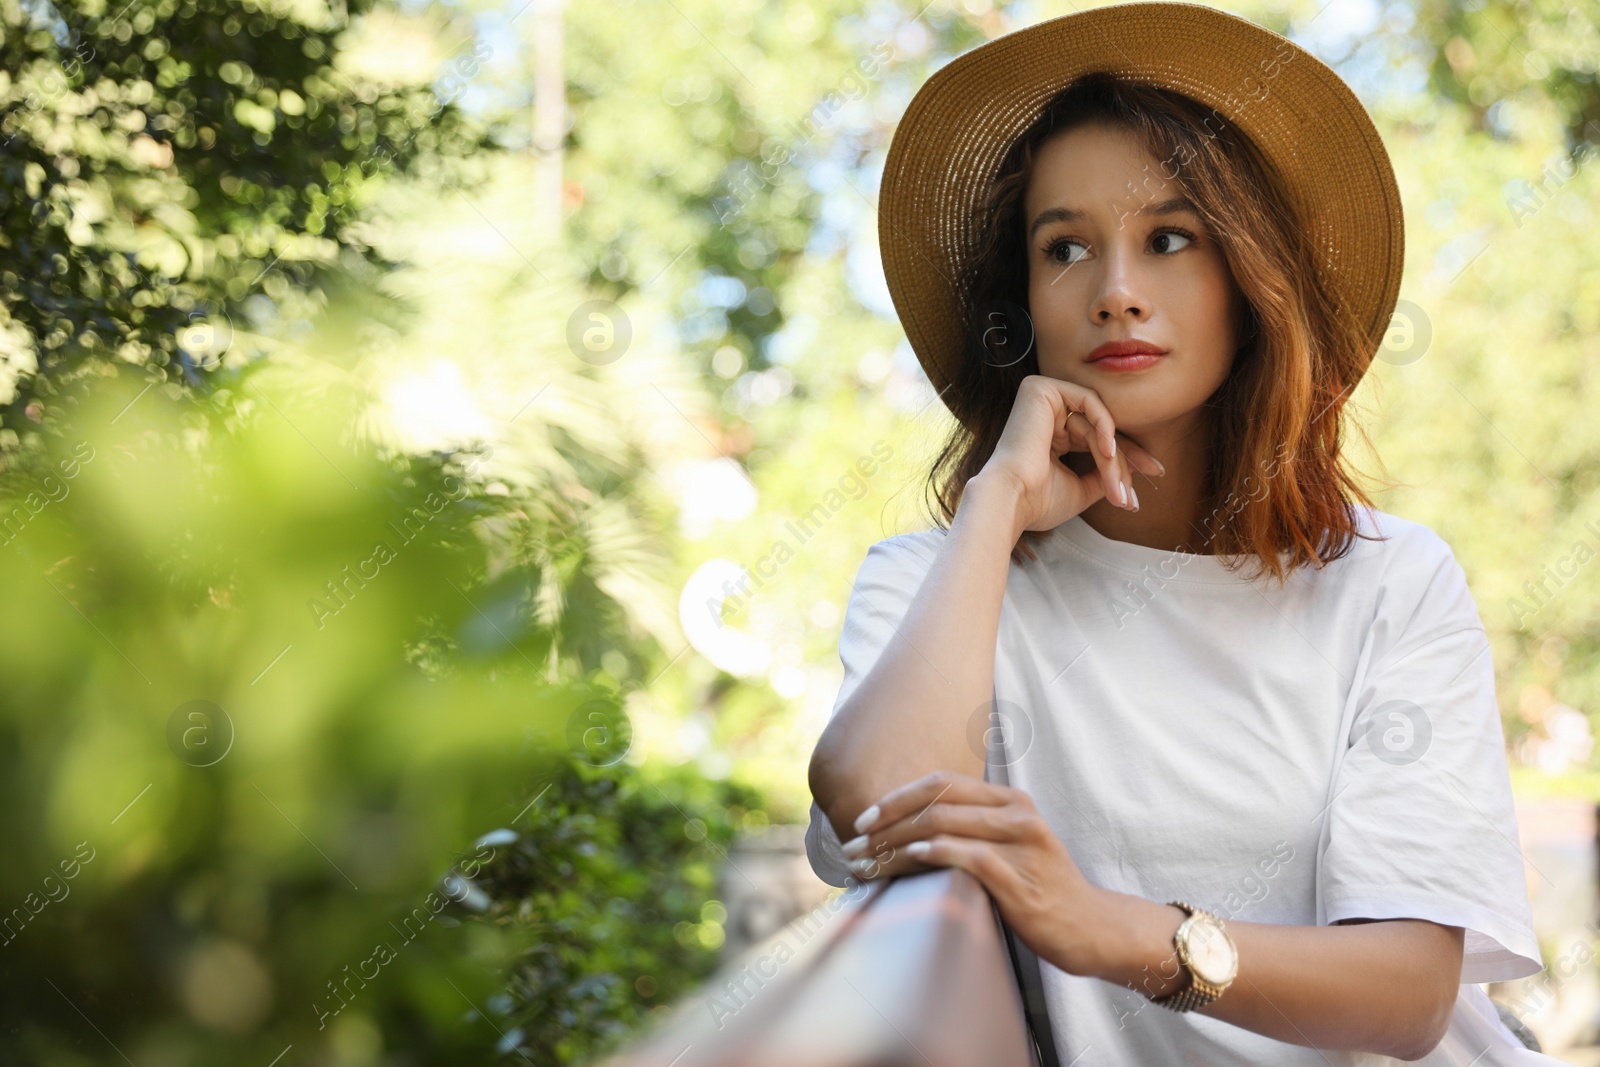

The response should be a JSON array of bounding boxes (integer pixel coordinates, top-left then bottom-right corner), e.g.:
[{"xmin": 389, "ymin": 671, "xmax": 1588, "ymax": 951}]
[{"xmin": 878, "ymin": 1, "xmax": 1405, "ymax": 420}]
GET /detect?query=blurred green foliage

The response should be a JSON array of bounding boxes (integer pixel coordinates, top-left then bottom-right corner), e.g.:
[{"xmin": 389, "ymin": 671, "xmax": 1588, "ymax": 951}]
[
  {"xmin": 0, "ymin": 367, "xmax": 743, "ymax": 1064},
  {"xmin": 1411, "ymin": 0, "xmax": 1600, "ymax": 142},
  {"xmin": 469, "ymin": 759, "xmax": 761, "ymax": 1064},
  {"xmin": 0, "ymin": 0, "xmax": 777, "ymax": 1055}
]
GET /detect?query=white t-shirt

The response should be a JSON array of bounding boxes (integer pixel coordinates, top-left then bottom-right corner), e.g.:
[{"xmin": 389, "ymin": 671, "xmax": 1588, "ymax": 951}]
[{"xmin": 806, "ymin": 507, "xmax": 1560, "ymax": 1065}]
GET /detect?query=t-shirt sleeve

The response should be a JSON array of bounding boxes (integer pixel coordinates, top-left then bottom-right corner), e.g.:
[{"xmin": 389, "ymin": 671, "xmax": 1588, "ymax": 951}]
[
  {"xmin": 804, "ymin": 531, "xmax": 943, "ymax": 888},
  {"xmin": 1317, "ymin": 527, "xmax": 1544, "ymax": 984}
]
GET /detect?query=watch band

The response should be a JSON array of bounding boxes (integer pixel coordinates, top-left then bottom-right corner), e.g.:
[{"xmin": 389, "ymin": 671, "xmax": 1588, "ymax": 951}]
[{"xmin": 1149, "ymin": 900, "xmax": 1232, "ymax": 1013}]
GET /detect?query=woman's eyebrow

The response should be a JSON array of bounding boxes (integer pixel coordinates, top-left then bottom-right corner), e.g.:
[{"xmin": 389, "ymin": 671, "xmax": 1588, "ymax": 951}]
[{"xmin": 1027, "ymin": 196, "xmax": 1199, "ymax": 240}]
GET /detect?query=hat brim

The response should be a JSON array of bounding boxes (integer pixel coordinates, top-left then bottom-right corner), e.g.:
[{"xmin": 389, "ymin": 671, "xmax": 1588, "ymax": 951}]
[{"xmin": 878, "ymin": 0, "xmax": 1405, "ymax": 413}]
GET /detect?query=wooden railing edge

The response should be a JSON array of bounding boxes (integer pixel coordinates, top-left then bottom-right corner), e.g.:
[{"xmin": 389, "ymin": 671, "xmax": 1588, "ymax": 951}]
[{"xmin": 597, "ymin": 868, "xmax": 1040, "ymax": 1067}]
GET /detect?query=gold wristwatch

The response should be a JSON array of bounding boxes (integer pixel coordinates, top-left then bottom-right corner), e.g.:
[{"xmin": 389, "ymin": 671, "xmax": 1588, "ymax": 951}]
[{"xmin": 1149, "ymin": 901, "xmax": 1239, "ymax": 1012}]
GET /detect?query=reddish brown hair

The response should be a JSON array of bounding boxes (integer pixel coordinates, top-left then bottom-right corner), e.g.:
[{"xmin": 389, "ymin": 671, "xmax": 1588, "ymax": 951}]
[{"xmin": 923, "ymin": 72, "xmax": 1390, "ymax": 584}]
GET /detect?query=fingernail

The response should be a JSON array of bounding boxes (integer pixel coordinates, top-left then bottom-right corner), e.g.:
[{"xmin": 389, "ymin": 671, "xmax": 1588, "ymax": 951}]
[
  {"xmin": 1154, "ymin": 459, "xmax": 1166, "ymax": 475},
  {"xmin": 842, "ymin": 834, "xmax": 869, "ymax": 858},
  {"xmin": 1117, "ymin": 481, "xmax": 1127, "ymax": 507},
  {"xmin": 1131, "ymin": 487, "xmax": 1141, "ymax": 511},
  {"xmin": 849, "ymin": 858, "xmax": 877, "ymax": 875},
  {"xmin": 1109, "ymin": 436, "xmax": 1117, "ymax": 458},
  {"xmin": 907, "ymin": 841, "xmax": 931, "ymax": 858},
  {"xmin": 854, "ymin": 805, "xmax": 880, "ymax": 834}
]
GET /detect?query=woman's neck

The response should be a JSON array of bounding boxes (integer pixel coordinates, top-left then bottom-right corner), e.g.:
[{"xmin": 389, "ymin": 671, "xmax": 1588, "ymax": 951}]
[{"xmin": 1069, "ymin": 412, "xmax": 1218, "ymax": 554}]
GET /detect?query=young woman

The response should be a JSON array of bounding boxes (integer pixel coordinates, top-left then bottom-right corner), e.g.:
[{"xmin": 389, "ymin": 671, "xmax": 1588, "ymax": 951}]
[{"xmin": 806, "ymin": 5, "xmax": 1559, "ymax": 1064}]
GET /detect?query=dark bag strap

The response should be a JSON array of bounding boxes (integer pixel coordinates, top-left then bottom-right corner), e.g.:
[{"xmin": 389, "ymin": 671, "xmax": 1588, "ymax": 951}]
[
  {"xmin": 982, "ymin": 711, "xmax": 1060, "ymax": 1066},
  {"xmin": 994, "ymin": 901, "xmax": 1062, "ymax": 1067}
]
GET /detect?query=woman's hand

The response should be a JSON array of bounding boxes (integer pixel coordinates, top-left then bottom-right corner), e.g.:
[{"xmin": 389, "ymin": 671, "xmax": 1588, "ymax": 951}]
[
  {"xmin": 840, "ymin": 769, "xmax": 1108, "ymax": 978},
  {"xmin": 978, "ymin": 374, "xmax": 1165, "ymax": 536}
]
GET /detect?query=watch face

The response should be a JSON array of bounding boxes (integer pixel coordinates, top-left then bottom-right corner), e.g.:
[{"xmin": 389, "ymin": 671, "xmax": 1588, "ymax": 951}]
[{"xmin": 1186, "ymin": 919, "xmax": 1238, "ymax": 985}]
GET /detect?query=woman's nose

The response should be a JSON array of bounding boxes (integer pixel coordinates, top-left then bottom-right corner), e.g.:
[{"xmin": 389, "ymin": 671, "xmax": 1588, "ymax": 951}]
[{"xmin": 1091, "ymin": 247, "xmax": 1151, "ymax": 323}]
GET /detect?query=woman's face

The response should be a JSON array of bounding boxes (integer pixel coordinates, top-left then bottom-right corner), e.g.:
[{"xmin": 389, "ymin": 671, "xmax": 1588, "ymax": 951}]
[{"xmin": 1023, "ymin": 122, "xmax": 1246, "ymax": 436}]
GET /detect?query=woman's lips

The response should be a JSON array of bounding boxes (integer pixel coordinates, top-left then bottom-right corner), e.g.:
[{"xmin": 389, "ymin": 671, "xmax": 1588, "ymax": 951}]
[
  {"xmin": 1086, "ymin": 353, "xmax": 1165, "ymax": 371},
  {"xmin": 1085, "ymin": 338, "xmax": 1168, "ymax": 370}
]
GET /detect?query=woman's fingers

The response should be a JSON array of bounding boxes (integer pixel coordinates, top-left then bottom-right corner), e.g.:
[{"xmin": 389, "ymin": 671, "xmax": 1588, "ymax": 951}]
[
  {"xmin": 1118, "ymin": 450, "xmax": 1140, "ymax": 511},
  {"xmin": 1061, "ymin": 417, "xmax": 1164, "ymax": 500},
  {"xmin": 1030, "ymin": 378, "xmax": 1120, "ymax": 505},
  {"xmin": 847, "ymin": 833, "xmax": 995, "ymax": 881},
  {"xmin": 1063, "ymin": 392, "xmax": 1129, "ymax": 509},
  {"xmin": 852, "ymin": 770, "xmax": 1007, "ymax": 837},
  {"xmin": 1123, "ymin": 441, "xmax": 1165, "ymax": 479},
  {"xmin": 1059, "ymin": 384, "xmax": 1118, "ymax": 463},
  {"xmin": 844, "ymin": 838, "xmax": 926, "ymax": 880},
  {"xmin": 1056, "ymin": 405, "xmax": 1126, "ymax": 510},
  {"xmin": 1029, "ymin": 375, "xmax": 1166, "ymax": 512},
  {"xmin": 903, "ymin": 835, "xmax": 1005, "ymax": 881},
  {"xmin": 1060, "ymin": 418, "xmax": 1165, "ymax": 482},
  {"xmin": 1103, "ymin": 444, "xmax": 1158, "ymax": 510},
  {"xmin": 842, "ymin": 800, "xmax": 1023, "ymax": 863},
  {"xmin": 1048, "ymin": 383, "xmax": 1145, "ymax": 510}
]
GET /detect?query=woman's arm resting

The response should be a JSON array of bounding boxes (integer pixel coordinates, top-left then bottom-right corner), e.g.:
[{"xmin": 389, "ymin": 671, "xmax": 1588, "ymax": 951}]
[
  {"xmin": 808, "ymin": 473, "xmax": 1028, "ymax": 840},
  {"xmin": 845, "ymin": 772, "xmax": 1466, "ymax": 1063},
  {"xmin": 1086, "ymin": 891, "xmax": 1465, "ymax": 1061}
]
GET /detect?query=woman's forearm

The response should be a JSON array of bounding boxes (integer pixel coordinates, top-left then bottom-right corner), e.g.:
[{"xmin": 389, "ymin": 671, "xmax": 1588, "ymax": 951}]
[
  {"xmin": 808, "ymin": 471, "xmax": 1028, "ymax": 840},
  {"xmin": 1075, "ymin": 888, "xmax": 1464, "ymax": 1060}
]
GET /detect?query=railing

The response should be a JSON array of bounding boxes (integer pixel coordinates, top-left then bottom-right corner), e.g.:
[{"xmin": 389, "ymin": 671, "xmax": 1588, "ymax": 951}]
[
  {"xmin": 598, "ymin": 861, "xmax": 1553, "ymax": 1063},
  {"xmin": 599, "ymin": 868, "xmax": 1044, "ymax": 1067}
]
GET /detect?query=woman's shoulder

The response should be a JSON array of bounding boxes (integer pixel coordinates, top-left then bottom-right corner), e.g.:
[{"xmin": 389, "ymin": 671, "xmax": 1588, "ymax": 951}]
[
  {"xmin": 1340, "ymin": 506, "xmax": 1481, "ymax": 629},
  {"xmin": 840, "ymin": 528, "xmax": 949, "ymax": 593},
  {"xmin": 1344, "ymin": 505, "xmax": 1461, "ymax": 575},
  {"xmin": 861, "ymin": 527, "xmax": 948, "ymax": 562}
]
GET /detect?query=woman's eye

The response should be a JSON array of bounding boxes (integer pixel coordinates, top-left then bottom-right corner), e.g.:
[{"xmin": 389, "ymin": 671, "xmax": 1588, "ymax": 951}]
[
  {"xmin": 1043, "ymin": 237, "xmax": 1088, "ymax": 265},
  {"xmin": 1152, "ymin": 229, "xmax": 1194, "ymax": 254}
]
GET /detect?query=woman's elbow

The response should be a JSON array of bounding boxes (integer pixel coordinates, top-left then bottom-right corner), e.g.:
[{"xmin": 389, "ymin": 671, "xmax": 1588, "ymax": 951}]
[
  {"xmin": 1371, "ymin": 995, "xmax": 1452, "ymax": 1061},
  {"xmin": 1395, "ymin": 936, "xmax": 1464, "ymax": 1059},
  {"xmin": 807, "ymin": 729, "xmax": 874, "ymax": 837},
  {"xmin": 807, "ymin": 744, "xmax": 834, "ymax": 811},
  {"xmin": 1416, "ymin": 978, "xmax": 1461, "ymax": 1058},
  {"xmin": 1393, "ymin": 1010, "xmax": 1450, "ymax": 1061}
]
